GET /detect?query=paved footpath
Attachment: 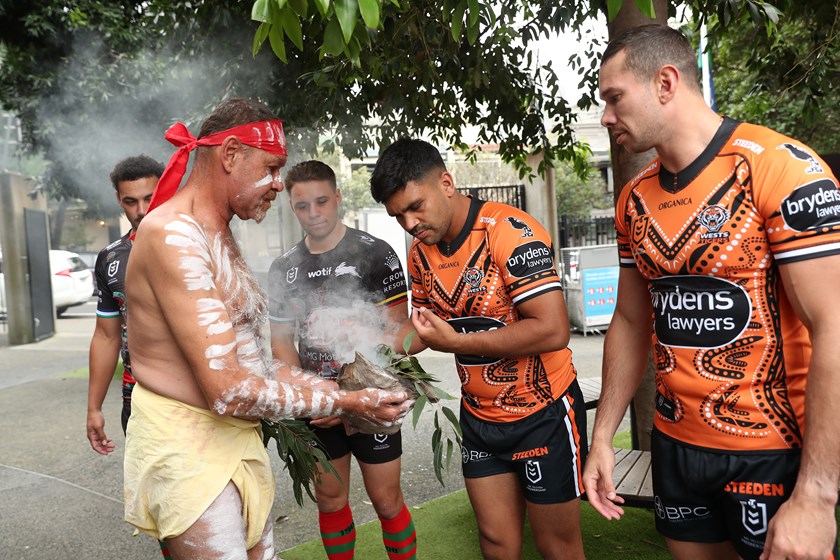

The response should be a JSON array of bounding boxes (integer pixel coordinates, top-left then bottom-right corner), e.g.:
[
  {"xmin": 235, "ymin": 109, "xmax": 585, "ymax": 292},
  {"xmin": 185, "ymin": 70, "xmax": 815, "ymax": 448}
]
[{"xmin": 0, "ymin": 301, "xmax": 606, "ymax": 559}]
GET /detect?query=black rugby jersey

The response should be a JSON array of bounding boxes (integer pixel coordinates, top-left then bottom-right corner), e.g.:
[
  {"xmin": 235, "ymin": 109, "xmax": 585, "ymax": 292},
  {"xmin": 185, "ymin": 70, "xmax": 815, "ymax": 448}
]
[
  {"xmin": 268, "ymin": 227, "xmax": 408, "ymax": 379},
  {"xmin": 94, "ymin": 232, "xmax": 134, "ymax": 385}
]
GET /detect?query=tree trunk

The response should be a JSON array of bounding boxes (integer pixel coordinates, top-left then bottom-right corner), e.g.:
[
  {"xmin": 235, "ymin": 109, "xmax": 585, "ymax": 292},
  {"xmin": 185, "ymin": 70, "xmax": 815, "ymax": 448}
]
[{"xmin": 606, "ymin": 0, "xmax": 668, "ymax": 452}]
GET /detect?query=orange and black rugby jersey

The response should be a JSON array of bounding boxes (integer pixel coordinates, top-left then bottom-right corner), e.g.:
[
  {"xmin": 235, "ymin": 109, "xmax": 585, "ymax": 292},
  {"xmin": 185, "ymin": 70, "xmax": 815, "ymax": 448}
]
[
  {"xmin": 408, "ymin": 198, "xmax": 575, "ymax": 423},
  {"xmin": 616, "ymin": 117, "xmax": 840, "ymax": 451}
]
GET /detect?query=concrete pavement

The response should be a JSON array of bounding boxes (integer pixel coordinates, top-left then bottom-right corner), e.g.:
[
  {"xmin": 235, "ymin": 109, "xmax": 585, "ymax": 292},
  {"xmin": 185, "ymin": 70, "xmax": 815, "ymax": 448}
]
[{"xmin": 0, "ymin": 302, "xmax": 608, "ymax": 559}]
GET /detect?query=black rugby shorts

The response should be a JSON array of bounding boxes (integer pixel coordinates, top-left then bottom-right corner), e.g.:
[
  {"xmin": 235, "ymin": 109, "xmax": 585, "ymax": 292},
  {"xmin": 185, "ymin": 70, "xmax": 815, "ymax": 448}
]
[
  {"xmin": 652, "ymin": 429, "xmax": 838, "ymax": 560},
  {"xmin": 460, "ymin": 379, "xmax": 588, "ymax": 504},
  {"xmin": 307, "ymin": 422, "xmax": 402, "ymax": 465}
]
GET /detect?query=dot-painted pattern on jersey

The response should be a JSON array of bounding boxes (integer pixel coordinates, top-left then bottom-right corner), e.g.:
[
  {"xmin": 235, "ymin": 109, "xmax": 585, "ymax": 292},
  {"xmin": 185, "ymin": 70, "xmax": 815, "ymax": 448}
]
[
  {"xmin": 616, "ymin": 118, "xmax": 840, "ymax": 451},
  {"xmin": 408, "ymin": 199, "xmax": 574, "ymax": 423},
  {"xmin": 94, "ymin": 232, "xmax": 134, "ymax": 385}
]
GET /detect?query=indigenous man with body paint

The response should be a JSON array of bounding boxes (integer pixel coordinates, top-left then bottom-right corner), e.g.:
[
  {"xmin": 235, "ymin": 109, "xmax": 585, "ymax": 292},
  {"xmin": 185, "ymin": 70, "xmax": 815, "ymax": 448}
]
[
  {"xmin": 87, "ymin": 155, "xmax": 163, "ymax": 455},
  {"xmin": 268, "ymin": 160, "xmax": 417, "ymax": 560},
  {"xmin": 370, "ymin": 138, "xmax": 588, "ymax": 560},
  {"xmin": 582, "ymin": 25, "xmax": 840, "ymax": 560},
  {"xmin": 123, "ymin": 98, "xmax": 412, "ymax": 560}
]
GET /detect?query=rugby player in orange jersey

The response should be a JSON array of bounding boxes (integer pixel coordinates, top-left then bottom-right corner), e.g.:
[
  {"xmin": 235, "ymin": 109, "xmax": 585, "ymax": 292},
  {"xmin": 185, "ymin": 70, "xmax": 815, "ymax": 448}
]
[
  {"xmin": 582, "ymin": 25, "xmax": 840, "ymax": 560},
  {"xmin": 371, "ymin": 138, "xmax": 587, "ymax": 560}
]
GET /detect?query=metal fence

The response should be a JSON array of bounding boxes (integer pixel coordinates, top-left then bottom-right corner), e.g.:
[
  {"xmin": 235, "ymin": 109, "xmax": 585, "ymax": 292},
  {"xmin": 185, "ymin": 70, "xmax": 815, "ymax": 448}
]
[
  {"xmin": 558, "ymin": 215, "xmax": 616, "ymax": 249},
  {"xmin": 459, "ymin": 184, "xmax": 526, "ymax": 210}
]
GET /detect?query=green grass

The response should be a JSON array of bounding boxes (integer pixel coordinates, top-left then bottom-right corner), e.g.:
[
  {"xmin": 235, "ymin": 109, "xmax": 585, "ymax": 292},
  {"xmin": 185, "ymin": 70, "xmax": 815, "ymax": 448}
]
[
  {"xmin": 613, "ymin": 430, "xmax": 632, "ymax": 449},
  {"xmin": 280, "ymin": 491, "xmax": 669, "ymax": 560}
]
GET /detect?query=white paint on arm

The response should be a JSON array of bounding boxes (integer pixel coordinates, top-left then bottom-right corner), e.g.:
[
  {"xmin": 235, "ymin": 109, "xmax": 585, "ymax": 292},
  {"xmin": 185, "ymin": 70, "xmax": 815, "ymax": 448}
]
[{"xmin": 213, "ymin": 376, "xmax": 344, "ymax": 422}]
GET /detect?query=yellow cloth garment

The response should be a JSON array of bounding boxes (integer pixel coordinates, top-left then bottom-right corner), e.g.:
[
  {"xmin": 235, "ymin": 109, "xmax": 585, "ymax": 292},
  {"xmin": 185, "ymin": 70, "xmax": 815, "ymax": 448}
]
[{"xmin": 124, "ymin": 383, "xmax": 275, "ymax": 548}]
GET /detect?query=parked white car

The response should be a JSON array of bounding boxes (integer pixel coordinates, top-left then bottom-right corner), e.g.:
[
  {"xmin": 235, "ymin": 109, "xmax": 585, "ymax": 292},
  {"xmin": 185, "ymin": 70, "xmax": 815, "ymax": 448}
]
[{"xmin": 0, "ymin": 249, "xmax": 94, "ymax": 317}]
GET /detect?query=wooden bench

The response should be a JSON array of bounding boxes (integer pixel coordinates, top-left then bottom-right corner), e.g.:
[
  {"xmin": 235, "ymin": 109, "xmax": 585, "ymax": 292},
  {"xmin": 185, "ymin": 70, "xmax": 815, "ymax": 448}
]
[
  {"xmin": 577, "ymin": 377, "xmax": 655, "ymax": 508},
  {"xmin": 581, "ymin": 448, "xmax": 654, "ymax": 509},
  {"xmin": 611, "ymin": 448, "xmax": 654, "ymax": 508},
  {"xmin": 578, "ymin": 376, "xmax": 602, "ymax": 410}
]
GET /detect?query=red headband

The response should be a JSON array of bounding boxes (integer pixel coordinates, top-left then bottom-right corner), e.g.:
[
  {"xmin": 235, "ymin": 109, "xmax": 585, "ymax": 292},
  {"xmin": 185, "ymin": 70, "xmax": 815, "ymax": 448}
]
[{"xmin": 146, "ymin": 119, "xmax": 287, "ymax": 216}]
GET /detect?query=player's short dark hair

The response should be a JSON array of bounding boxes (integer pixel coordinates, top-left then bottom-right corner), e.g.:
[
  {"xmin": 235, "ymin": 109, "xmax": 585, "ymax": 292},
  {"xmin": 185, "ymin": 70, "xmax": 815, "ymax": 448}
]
[
  {"xmin": 197, "ymin": 97, "xmax": 277, "ymax": 138},
  {"xmin": 369, "ymin": 138, "xmax": 447, "ymax": 204},
  {"xmin": 602, "ymin": 24, "xmax": 701, "ymax": 92},
  {"xmin": 284, "ymin": 160, "xmax": 337, "ymax": 194},
  {"xmin": 109, "ymin": 155, "xmax": 164, "ymax": 191}
]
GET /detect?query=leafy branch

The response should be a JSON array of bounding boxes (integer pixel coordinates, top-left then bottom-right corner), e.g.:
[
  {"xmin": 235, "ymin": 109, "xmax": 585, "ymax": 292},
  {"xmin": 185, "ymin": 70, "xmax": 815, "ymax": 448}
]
[
  {"xmin": 375, "ymin": 332, "xmax": 463, "ymax": 486},
  {"xmin": 261, "ymin": 418, "xmax": 339, "ymax": 506}
]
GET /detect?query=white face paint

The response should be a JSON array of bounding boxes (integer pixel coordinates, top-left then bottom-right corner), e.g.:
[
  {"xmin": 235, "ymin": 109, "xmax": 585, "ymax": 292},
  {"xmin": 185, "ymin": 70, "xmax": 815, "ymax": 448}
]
[{"xmin": 253, "ymin": 173, "xmax": 273, "ymax": 189}]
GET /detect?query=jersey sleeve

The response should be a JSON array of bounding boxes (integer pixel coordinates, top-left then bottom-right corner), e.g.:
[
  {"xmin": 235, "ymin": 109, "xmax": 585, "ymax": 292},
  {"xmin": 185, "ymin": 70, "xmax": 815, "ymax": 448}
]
[
  {"xmin": 615, "ymin": 180, "xmax": 636, "ymax": 268},
  {"xmin": 614, "ymin": 159, "xmax": 660, "ymax": 269},
  {"xmin": 94, "ymin": 251, "xmax": 120, "ymax": 318},
  {"xmin": 748, "ymin": 134, "xmax": 840, "ymax": 264},
  {"xmin": 488, "ymin": 205, "xmax": 562, "ymax": 305},
  {"xmin": 267, "ymin": 255, "xmax": 296, "ymax": 324},
  {"xmin": 367, "ymin": 242, "xmax": 408, "ymax": 308},
  {"xmin": 406, "ymin": 242, "xmax": 429, "ymax": 309}
]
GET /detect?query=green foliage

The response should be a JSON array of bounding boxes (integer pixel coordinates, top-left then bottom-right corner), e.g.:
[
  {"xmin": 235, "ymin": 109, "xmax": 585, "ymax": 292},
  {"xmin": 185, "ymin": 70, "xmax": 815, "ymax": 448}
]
[
  {"xmin": 261, "ymin": 418, "xmax": 339, "ymax": 506},
  {"xmin": 377, "ymin": 339, "xmax": 462, "ymax": 486},
  {"xmin": 249, "ymin": 0, "xmax": 606, "ymax": 177},
  {"xmin": 1, "ymin": 0, "xmax": 831, "ymax": 225},
  {"xmin": 302, "ymin": 146, "xmax": 376, "ymax": 213},
  {"xmin": 704, "ymin": 2, "xmax": 840, "ymax": 153},
  {"xmin": 62, "ymin": 222, "xmax": 93, "ymax": 250},
  {"xmin": 340, "ymin": 165, "xmax": 376, "ymax": 214},
  {"xmin": 555, "ymin": 162, "xmax": 611, "ymax": 219}
]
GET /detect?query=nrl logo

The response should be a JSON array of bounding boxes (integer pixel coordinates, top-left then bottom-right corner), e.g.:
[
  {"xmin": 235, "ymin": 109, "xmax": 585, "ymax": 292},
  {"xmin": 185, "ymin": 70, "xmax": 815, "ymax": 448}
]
[
  {"xmin": 423, "ymin": 271, "xmax": 434, "ymax": 295},
  {"xmin": 740, "ymin": 499, "xmax": 768, "ymax": 536},
  {"xmin": 107, "ymin": 260, "xmax": 120, "ymax": 278},
  {"xmin": 525, "ymin": 460, "xmax": 542, "ymax": 484},
  {"xmin": 286, "ymin": 267, "xmax": 298, "ymax": 284}
]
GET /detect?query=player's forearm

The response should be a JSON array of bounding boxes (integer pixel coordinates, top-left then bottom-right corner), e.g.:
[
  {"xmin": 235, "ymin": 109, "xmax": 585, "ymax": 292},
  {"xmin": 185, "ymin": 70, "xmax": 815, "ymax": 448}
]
[
  {"xmin": 590, "ymin": 312, "xmax": 651, "ymax": 447},
  {"xmin": 272, "ymin": 359, "xmax": 332, "ymax": 389},
  {"xmin": 87, "ymin": 335, "xmax": 121, "ymax": 411},
  {"xmin": 792, "ymin": 331, "xmax": 840, "ymax": 504},
  {"xmin": 212, "ymin": 375, "xmax": 344, "ymax": 421},
  {"xmin": 445, "ymin": 316, "xmax": 569, "ymax": 358}
]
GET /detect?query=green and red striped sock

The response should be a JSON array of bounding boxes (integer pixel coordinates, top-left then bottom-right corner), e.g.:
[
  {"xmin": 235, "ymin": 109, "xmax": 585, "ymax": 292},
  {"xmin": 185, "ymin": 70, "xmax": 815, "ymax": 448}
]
[
  {"xmin": 380, "ymin": 503, "xmax": 417, "ymax": 560},
  {"xmin": 158, "ymin": 540, "xmax": 172, "ymax": 559},
  {"xmin": 319, "ymin": 503, "xmax": 356, "ymax": 560}
]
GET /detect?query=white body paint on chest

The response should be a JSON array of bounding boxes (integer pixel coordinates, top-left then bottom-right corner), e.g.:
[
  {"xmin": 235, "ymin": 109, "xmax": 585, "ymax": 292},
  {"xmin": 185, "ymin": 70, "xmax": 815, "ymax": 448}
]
[{"xmin": 164, "ymin": 215, "xmax": 272, "ymax": 377}]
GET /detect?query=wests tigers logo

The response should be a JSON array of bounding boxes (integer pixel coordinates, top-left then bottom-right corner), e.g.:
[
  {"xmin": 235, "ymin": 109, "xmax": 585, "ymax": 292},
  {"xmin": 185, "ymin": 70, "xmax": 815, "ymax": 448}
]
[
  {"xmin": 697, "ymin": 204, "xmax": 731, "ymax": 241},
  {"xmin": 464, "ymin": 267, "xmax": 483, "ymax": 288},
  {"xmin": 698, "ymin": 204, "xmax": 730, "ymax": 233}
]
